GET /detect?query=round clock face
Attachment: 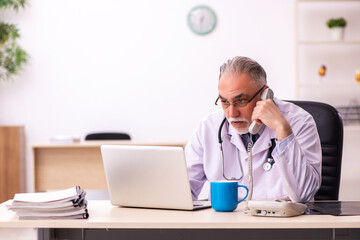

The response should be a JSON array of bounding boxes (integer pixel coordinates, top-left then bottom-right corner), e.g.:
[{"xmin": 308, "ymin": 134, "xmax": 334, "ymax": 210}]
[{"xmin": 187, "ymin": 5, "xmax": 217, "ymax": 35}]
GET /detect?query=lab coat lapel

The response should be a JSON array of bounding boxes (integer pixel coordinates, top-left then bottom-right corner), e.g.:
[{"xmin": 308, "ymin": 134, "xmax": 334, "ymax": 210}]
[
  {"xmin": 227, "ymin": 124, "xmax": 247, "ymax": 153},
  {"xmin": 251, "ymin": 127, "xmax": 277, "ymax": 156}
]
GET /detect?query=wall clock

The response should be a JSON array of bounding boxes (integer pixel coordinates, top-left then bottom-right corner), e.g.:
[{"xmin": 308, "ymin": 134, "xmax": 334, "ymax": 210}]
[{"xmin": 187, "ymin": 5, "xmax": 217, "ymax": 35}]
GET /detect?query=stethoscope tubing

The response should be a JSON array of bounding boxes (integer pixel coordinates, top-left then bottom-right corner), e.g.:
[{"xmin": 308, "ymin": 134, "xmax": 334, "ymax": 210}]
[{"xmin": 217, "ymin": 117, "xmax": 275, "ymax": 179}]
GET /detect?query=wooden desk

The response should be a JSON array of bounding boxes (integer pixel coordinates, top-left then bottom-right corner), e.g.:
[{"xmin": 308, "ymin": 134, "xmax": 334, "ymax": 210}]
[
  {"xmin": 32, "ymin": 141, "xmax": 186, "ymax": 192},
  {"xmin": 1, "ymin": 200, "xmax": 360, "ymax": 240}
]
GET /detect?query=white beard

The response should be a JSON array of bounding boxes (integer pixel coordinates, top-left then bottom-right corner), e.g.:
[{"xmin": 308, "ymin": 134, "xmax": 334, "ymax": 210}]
[{"xmin": 227, "ymin": 117, "xmax": 250, "ymax": 134}]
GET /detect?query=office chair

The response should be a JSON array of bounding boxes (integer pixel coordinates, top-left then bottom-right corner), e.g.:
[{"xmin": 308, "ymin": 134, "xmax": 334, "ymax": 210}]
[
  {"xmin": 85, "ymin": 132, "xmax": 131, "ymax": 141},
  {"xmin": 288, "ymin": 100, "xmax": 343, "ymax": 200}
]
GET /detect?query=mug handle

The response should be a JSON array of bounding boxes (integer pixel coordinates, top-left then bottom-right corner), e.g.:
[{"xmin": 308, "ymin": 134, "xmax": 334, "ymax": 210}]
[{"xmin": 237, "ymin": 185, "xmax": 249, "ymax": 204}]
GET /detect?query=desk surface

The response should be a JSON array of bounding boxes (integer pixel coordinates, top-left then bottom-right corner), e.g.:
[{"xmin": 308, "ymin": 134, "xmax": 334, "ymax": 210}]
[{"xmin": 1, "ymin": 200, "xmax": 360, "ymax": 229}]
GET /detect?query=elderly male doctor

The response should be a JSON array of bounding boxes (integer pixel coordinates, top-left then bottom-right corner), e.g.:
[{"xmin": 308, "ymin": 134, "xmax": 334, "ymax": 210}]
[{"xmin": 185, "ymin": 56, "xmax": 321, "ymax": 203}]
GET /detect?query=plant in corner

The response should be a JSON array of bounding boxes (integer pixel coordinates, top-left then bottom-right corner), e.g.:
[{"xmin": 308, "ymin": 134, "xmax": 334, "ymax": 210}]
[
  {"xmin": 326, "ymin": 17, "xmax": 347, "ymax": 41},
  {"xmin": 0, "ymin": 0, "xmax": 28, "ymax": 81}
]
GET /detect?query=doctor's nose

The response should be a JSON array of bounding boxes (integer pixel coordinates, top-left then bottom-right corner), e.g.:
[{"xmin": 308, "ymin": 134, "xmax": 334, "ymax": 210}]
[{"xmin": 227, "ymin": 105, "xmax": 240, "ymax": 118}]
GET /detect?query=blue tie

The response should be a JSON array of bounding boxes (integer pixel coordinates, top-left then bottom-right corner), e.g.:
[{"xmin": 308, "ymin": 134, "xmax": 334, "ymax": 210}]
[
  {"xmin": 249, "ymin": 133, "xmax": 259, "ymax": 144},
  {"xmin": 241, "ymin": 133, "xmax": 259, "ymax": 147}
]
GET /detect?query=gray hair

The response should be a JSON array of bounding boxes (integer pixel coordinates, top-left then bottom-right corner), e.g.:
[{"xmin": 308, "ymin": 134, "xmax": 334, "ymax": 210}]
[{"xmin": 219, "ymin": 56, "xmax": 267, "ymax": 87}]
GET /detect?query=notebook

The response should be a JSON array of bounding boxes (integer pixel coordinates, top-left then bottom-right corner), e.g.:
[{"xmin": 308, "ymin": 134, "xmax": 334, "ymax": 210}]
[{"xmin": 100, "ymin": 145, "xmax": 211, "ymax": 210}]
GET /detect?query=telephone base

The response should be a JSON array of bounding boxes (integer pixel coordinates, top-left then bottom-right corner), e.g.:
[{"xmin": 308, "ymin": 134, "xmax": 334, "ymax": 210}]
[{"xmin": 247, "ymin": 200, "xmax": 307, "ymax": 217}]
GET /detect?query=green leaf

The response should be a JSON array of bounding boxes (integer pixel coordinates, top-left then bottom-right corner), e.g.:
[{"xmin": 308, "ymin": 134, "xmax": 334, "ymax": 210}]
[
  {"xmin": 0, "ymin": 23, "xmax": 20, "ymax": 44},
  {"xmin": 0, "ymin": 0, "xmax": 26, "ymax": 11},
  {"xmin": 326, "ymin": 17, "xmax": 347, "ymax": 28},
  {"xmin": 0, "ymin": 0, "xmax": 28, "ymax": 81}
]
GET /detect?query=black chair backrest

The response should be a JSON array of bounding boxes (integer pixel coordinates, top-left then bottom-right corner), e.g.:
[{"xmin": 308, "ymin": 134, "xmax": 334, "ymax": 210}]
[
  {"xmin": 85, "ymin": 132, "xmax": 131, "ymax": 141},
  {"xmin": 288, "ymin": 100, "xmax": 343, "ymax": 200}
]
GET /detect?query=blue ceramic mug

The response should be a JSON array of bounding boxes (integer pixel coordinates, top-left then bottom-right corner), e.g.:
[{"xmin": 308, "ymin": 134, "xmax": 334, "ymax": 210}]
[{"xmin": 210, "ymin": 181, "xmax": 249, "ymax": 212}]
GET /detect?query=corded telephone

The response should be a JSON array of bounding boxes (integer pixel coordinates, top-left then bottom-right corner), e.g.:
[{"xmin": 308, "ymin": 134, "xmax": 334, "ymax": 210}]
[
  {"xmin": 248, "ymin": 200, "xmax": 307, "ymax": 217},
  {"xmin": 244, "ymin": 90, "xmax": 307, "ymax": 217},
  {"xmin": 249, "ymin": 88, "xmax": 274, "ymax": 135}
]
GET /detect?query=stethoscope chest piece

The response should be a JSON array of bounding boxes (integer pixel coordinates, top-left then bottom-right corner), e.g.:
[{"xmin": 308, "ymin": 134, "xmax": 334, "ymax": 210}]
[
  {"xmin": 263, "ymin": 158, "xmax": 275, "ymax": 171},
  {"xmin": 263, "ymin": 138, "xmax": 276, "ymax": 172}
]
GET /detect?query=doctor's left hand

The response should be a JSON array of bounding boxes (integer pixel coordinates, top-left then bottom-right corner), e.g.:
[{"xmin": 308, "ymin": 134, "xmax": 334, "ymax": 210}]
[{"xmin": 251, "ymin": 99, "xmax": 293, "ymax": 141}]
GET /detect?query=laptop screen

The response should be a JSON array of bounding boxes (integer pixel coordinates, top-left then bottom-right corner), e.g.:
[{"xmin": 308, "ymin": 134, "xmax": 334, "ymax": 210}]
[{"xmin": 101, "ymin": 145, "xmax": 199, "ymax": 210}]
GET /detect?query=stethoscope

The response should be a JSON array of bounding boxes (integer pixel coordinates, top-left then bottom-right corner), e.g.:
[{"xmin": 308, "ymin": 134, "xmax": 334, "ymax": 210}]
[{"xmin": 218, "ymin": 117, "xmax": 276, "ymax": 180}]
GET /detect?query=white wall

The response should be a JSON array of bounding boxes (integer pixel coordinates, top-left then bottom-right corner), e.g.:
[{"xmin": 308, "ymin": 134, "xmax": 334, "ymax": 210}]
[{"xmin": 0, "ymin": 0, "xmax": 296, "ymax": 191}]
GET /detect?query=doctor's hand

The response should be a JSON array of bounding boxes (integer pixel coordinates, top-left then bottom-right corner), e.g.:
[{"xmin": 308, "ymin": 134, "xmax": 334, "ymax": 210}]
[{"xmin": 251, "ymin": 99, "xmax": 293, "ymax": 141}]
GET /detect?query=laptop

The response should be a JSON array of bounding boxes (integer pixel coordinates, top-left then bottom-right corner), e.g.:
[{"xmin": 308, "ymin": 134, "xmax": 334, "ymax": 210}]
[{"xmin": 100, "ymin": 145, "xmax": 211, "ymax": 210}]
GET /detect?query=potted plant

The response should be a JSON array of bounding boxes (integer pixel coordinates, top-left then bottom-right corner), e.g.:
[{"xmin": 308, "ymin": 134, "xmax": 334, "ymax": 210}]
[
  {"xmin": 0, "ymin": 0, "xmax": 28, "ymax": 81},
  {"xmin": 326, "ymin": 17, "xmax": 347, "ymax": 41}
]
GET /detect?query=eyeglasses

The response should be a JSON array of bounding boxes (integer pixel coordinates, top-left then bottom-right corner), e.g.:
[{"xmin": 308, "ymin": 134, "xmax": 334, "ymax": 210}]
[{"xmin": 215, "ymin": 85, "xmax": 266, "ymax": 109}]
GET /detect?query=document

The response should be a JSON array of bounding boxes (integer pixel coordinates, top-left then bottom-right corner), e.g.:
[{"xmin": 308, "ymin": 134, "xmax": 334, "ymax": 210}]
[
  {"xmin": 12, "ymin": 186, "xmax": 82, "ymax": 203},
  {"xmin": 6, "ymin": 186, "xmax": 89, "ymax": 219}
]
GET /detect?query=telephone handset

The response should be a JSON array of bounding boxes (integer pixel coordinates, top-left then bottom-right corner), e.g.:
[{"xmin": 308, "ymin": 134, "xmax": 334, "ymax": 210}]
[
  {"xmin": 248, "ymin": 88, "xmax": 274, "ymax": 135},
  {"xmin": 246, "ymin": 88, "xmax": 274, "ymax": 204}
]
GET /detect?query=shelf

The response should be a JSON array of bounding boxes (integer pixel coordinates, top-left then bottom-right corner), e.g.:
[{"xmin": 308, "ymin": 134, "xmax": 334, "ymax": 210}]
[
  {"xmin": 298, "ymin": 0, "xmax": 360, "ymax": 2},
  {"xmin": 295, "ymin": 0, "xmax": 360, "ymax": 102},
  {"xmin": 344, "ymin": 125, "xmax": 360, "ymax": 130},
  {"xmin": 298, "ymin": 83, "xmax": 360, "ymax": 87},
  {"xmin": 298, "ymin": 41, "xmax": 360, "ymax": 45}
]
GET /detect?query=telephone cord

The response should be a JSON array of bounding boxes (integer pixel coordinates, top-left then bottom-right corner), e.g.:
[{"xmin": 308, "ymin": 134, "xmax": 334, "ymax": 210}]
[
  {"xmin": 247, "ymin": 135, "xmax": 254, "ymax": 201},
  {"xmin": 244, "ymin": 134, "xmax": 254, "ymax": 213}
]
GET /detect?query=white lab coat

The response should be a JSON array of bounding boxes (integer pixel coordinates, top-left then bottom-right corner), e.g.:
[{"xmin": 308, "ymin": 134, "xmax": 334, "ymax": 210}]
[{"xmin": 185, "ymin": 98, "xmax": 322, "ymax": 203}]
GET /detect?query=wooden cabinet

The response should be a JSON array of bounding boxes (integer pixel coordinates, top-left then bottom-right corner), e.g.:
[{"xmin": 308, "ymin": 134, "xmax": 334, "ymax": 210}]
[{"xmin": 0, "ymin": 126, "xmax": 25, "ymax": 202}]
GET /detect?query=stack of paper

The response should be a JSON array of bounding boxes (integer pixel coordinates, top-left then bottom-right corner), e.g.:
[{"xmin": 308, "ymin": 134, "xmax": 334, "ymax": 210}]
[{"xmin": 6, "ymin": 186, "xmax": 88, "ymax": 219}]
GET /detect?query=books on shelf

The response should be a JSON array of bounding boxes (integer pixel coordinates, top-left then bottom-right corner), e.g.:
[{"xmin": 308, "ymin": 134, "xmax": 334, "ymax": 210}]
[{"xmin": 6, "ymin": 186, "xmax": 88, "ymax": 219}]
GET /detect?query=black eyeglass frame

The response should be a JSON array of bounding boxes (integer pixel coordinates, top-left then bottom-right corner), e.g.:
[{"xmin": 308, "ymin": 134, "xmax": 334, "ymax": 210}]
[{"xmin": 215, "ymin": 85, "xmax": 266, "ymax": 108}]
